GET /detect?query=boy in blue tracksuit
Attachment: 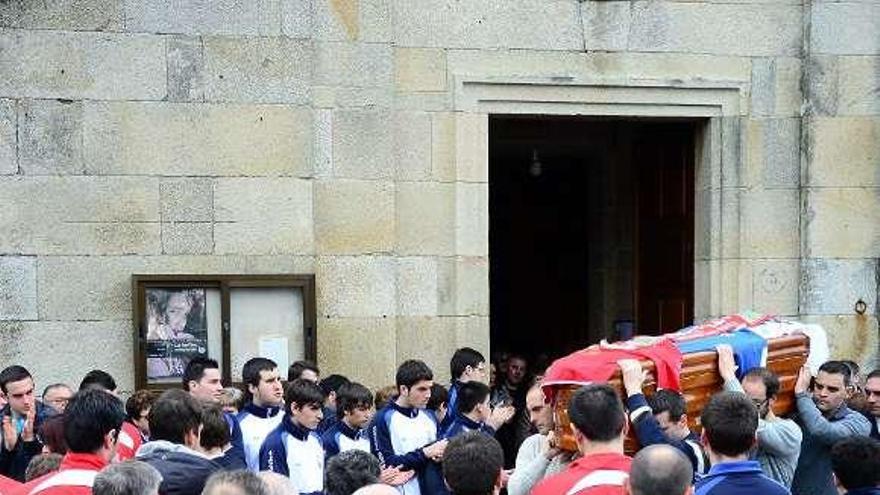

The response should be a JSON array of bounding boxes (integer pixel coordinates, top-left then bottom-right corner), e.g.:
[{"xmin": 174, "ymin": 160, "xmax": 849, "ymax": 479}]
[
  {"xmin": 444, "ymin": 381, "xmax": 496, "ymax": 439},
  {"xmin": 322, "ymin": 381, "xmax": 373, "ymax": 460},
  {"xmin": 259, "ymin": 379, "xmax": 326, "ymax": 495},
  {"xmin": 441, "ymin": 348, "xmax": 487, "ymax": 435},
  {"xmin": 369, "ymin": 360, "xmax": 448, "ymax": 495},
  {"xmin": 695, "ymin": 391, "xmax": 789, "ymax": 495}
]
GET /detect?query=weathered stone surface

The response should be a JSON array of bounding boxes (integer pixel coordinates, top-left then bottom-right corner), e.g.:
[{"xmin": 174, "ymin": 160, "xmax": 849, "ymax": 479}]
[
  {"xmin": 800, "ymin": 315, "xmax": 878, "ymax": 370},
  {"xmin": 124, "ymin": 0, "xmax": 282, "ymax": 35},
  {"xmin": 455, "ymin": 113, "xmax": 488, "ymax": 182},
  {"xmin": 804, "ymin": 188, "xmax": 880, "ymax": 258},
  {"xmin": 431, "ymin": 113, "xmax": 456, "ymax": 182},
  {"xmin": 801, "ymin": 258, "xmax": 878, "ymax": 315},
  {"xmin": 244, "ymin": 255, "xmax": 316, "ymax": 274},
  {"xmin": 0, "ymin": 257, "xmax": 36, "ymax": 320},
  {"xmin": 741, "ymin": 189, "xmax": 799, "ymax": 258},
  {"xmin": 395, "ymin": 48, "xmax": 446, "ymax": 93},
  {"xmin": 280, "ymin": 0, "xmax": 313, "ymax": 38},
  {"xmin": 811, "ymin": 2, "xmax": 880, "ymax": 55},
  {"xmin": 313, "ymin": 109, "xmax": 333, "ymax": 177},
  {"xmin": 0, "ymin": 0, "xmax": 123, "ymax": 31},
  {"xmin": 629, "ymin": 2, "xmax": 802, "ymax": 56},
  {"xmin": 396, "ymin": 182, "xmax": 455, "ymax": 255},
  {"xmin": 456, "ymin": 182, "xmax": 488, "ymax": 256},
  {"xmin": 166, "ymin": 36, "xmax": 206, "ymax": 102},
  {"xmin": 162, "ymin": 223, "xmax": 213, "ymax": 255},
  {"xmin": 332, "ymin": 109, "xmax": 393, "ymax": 179},
  {"xmin": 720, "ymin": 117, "xmax": 743, "ymax": 191},
  {"xmin": 394, "ymin": 112, "xmax": 432, "ymax": 180},
  {"xmin": 84, "ymin": 102, "xmax": 312, "ymax": 177},
  {"xmin": 582, "ymin": 1, "xmax": 630, "ymax": 51},
  {"xmin": 312, "ymin": 86, "xmax": 394, "ymax": 109},
  {"xmin": 214, "ymin": 178, "xmax": 313, "ymax": 255},
  {"xmin": 314, "ymin": 180, "xmax": 394, "ymax": 254},
  {"xmin": 392, "ymin": 0, "xmax": 582, "ymax": 50},
  {"xmin": 720, "ymin": 188, "xmax": 741, "ymax": 260},
  {"xmin": 37, "ymin": 255, "xmax": 248, "ymax": 320},
  {"xmin": 744, "ymin": 118, "xmax": 800, "ymax": 188},
  {"xmin": 19, "ymin": 99, "xmax": 83, "ymax": 175},
  {"xmin": 396, "ymin": 316, "xmax": 455, "ymax": 381},
  {"xmin": 752, "ymin": 259, "xmax": 799, "ymax": 316},
  {"xmin": 751, "ymin": 57, "xmax": 802, "ymax": 117},
  {"xmin": 837, "ymin": 57, "xmax": 880, "ymax": 116},
  {"xmin": 0, "ymin": 30, "xmax": 165, "ymax": 100},
  {"xmin": 160, "ymin": 178, "xmax": 213, "ymax": 223},
  {"xmin": 808, "ymin": 117, "xmax": 880, "ymax": 187},
  {"xmin": 437, "ymin": 257, "xmax": 456, "ymax": 316},
  {"xmin": 202, "ymin": 37, "xmax": 312, "ymax": 104},
  {"xmin": 316, "ymin": 42, "xmax": 393, "ymax": 88},
  {"xmin": 396, "ymin": 257, "xmax": 438, "ymax": 316},
  {"xmin": 453, "ymin": 316, "xmax": 489, "ymax": 357},
  {"xmin": 0, "ymin": 320, "xmax": 135, "ymax": 392},
  {"xmin": 455, "ymin": 256, "xmax": 488, "ymax": 316},
  {"xmin": 316, "ymin": 256, "xmax": 395, "ymax": 317},
  {"xmin": 446, "ymin": 49, "xmax": 752, "ymax": 84},
  {"xmin": 805, "ymin": 56, "xmax": 838, "ymax": 117},
  {"xmin": 0, "ymin": 100, "xmax": 15, "ymax": 175},
  {"xmin": 317, "ymin": 317, "xmax": 396, "ymax": 391}
]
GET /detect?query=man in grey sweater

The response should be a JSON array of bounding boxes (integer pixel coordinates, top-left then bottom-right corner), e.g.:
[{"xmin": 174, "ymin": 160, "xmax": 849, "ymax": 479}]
[
  {"xmin": 716, "ymin": 344, "xmax": 802, "ymax": 487},
  {"xmin": 791, "ymin": 361, "xmax": 872, "ymax": 495},
  {"xmin": 506, "ymin": 383, "xmax": 571, "ymax": 495}
]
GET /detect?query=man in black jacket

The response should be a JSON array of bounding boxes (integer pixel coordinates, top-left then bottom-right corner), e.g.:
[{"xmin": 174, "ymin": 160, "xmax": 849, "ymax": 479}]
[
  {"xmin": 0, "ymin": 365, "xmax": 53, "ymax": 481},
  {"xmin": 137, "ymin": 389, "xmax": 222, "ymax": 495}
]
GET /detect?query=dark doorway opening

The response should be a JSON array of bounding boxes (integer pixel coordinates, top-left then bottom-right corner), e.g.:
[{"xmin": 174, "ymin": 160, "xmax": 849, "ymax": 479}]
[{"xmin": 489, "ymin": 116, "xmax": 697, "ymax": 365}]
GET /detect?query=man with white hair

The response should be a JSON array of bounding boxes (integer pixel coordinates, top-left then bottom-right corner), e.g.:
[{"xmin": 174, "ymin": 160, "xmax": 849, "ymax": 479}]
[{"xmin": 92, "ymin": 461, "xmax": 162, "ymax": 495}]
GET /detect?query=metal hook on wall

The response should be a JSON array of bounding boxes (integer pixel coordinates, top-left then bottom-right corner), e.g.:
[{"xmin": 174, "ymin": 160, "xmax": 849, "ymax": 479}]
[{"xmin": 854, "ymin": 298, "xmax": 867, "ymax": 315}]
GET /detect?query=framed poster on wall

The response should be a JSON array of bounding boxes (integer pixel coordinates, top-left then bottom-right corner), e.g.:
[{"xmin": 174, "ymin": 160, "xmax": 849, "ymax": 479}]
[{"xmin": 132, "ymin": 275, "xmax": 316, "ymax": 390}]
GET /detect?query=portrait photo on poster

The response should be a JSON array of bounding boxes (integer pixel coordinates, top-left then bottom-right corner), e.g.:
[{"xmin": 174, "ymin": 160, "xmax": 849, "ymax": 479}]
[{"xmin": 145, "ymin": 288, "xmax": 209, "ymax": 381}]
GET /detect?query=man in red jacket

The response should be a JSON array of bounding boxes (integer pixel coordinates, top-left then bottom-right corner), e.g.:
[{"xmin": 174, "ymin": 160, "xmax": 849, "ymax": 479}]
[
  {"xmin": 14, "ymin": 389, "xmax": 125, "ymax": 495},
  {"xmin": 531, "ymin": 384, "xmax": 632, "ymax": 495}
]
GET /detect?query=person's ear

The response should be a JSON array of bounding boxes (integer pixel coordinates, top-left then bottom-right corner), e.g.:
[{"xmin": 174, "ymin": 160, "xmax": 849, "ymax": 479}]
[
  {"xmin": 103, "ymin": 429, "xmax": 117, "ymax": 451},
  {"xmin": 328, "ymin": 391, "xmax": 337, "ymax": 402},
  {"xmin": 700, "ymin": 429, "xmax": 709, "ymax": 448},
  {"xmin": 494, "ymin": 468, "xmax": 503, "ymax": 489},
  {"xmin": 678, "ymin": 413, "xmax": 689, "ymax": 429}
]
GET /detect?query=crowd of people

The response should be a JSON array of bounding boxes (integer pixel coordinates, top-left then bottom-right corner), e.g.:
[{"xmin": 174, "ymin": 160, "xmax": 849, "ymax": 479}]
[{"xmin": 0, "ymin": 346, "xmax": 877, "ymax": 495}]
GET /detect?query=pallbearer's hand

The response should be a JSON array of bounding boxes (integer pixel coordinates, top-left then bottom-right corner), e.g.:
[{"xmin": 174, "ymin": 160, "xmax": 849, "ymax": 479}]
[
  {"xmin": 716, "ymin": 344, "xmax": 738, "ymax": 381},
  {"xmin": 795, "ymin": 365, "xmax": 811, "ymax": 394},
  {"xmin": 617, "ymin": 359, "xmax": 646, "ymax": 397}
]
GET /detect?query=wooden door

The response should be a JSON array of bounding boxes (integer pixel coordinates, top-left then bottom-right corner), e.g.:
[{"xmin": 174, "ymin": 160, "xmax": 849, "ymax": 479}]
[{"xmin": 635, "ymin": 124, "xmax": 695, "ymax": 335}]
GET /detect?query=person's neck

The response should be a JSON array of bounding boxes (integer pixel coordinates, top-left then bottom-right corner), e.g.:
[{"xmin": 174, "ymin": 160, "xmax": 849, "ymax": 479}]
[
  {"xmin": 708, "ymin": 450, "xmax": 750, "ymax": 465},
  {"xmin": 577, "ymin": 437, "xmax": 624, "ymax": 457},
  {"xmin": 342, "ymin": 417, "xmax": 359, "ymax": 430},
  {"xmin": 463, "ymin": 411, "xmax": 483, "ymax": 424},
  {"xmin": 395, "ymin": 396, "xmax": 415, "ymax": 409},
  {"xmin": 252, "ymin": 399, "xmax": 275, "ymax": 410}
]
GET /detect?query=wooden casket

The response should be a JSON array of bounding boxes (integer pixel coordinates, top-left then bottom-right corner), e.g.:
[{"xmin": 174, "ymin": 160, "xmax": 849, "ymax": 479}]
[{"xmin": 548, "ymin": 333, "xmax": 809, "ymax": 454}]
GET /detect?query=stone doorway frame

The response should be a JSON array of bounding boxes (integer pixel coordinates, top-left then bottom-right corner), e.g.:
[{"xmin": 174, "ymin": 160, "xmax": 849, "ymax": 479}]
[{"xmin": 454, "ymin": 76, "xmax": 748, "ymax": 324}]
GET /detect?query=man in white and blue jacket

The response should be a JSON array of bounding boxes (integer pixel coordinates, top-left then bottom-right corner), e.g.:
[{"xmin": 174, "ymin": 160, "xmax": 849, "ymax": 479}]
[
  {"xmin": 441, "ymin": 348, "xmax": 487, "ymax": 435},
  {"xmin": 259, "ymin": 378, "xmax": 326, "ymax": 495},
  {"xmin": 237, "ymin": 357, "xmax": 285, "ymax": 471},
  {"xmin": 369, "ymin": 360, "xmax": 448, "ymax": 495},
  {"xmin": 444, "ymin": 381, "xmax": 498, "ymax": 439},
  {"xmin": 322, "ymin": 381, "xmax": 373, "ymax": 460}
]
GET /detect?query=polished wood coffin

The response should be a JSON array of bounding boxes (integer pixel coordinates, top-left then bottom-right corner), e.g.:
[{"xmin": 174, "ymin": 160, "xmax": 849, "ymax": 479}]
[{"xmin": 551, "ymin": 333, "xmax": 809, "ymax": 454}]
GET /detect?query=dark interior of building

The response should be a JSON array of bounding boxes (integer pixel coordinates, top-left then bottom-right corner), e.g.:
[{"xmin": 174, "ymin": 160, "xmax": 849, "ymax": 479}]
[{"xmin": 489, "ymin": 116, "xmax": 697, "ymax": 368}]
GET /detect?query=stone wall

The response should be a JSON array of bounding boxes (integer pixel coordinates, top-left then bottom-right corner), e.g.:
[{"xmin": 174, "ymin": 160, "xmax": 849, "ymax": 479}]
[{"xmin": 0, "ymin": 0, "xmax": 877, "ymax": 391}]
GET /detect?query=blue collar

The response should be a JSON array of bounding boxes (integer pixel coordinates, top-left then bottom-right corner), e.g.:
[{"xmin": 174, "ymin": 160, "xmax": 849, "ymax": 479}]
[
  {"xmin": 705, "ymin": 460, "xmax": 763, "ymax": 477},
  {"xmin": 390, "ymin": 400, "xmax": 421, "ymax": 418},
  {"xmin": 243, "ymin": 402, "xmax": 282, "ymax": 419},
  {"xmin": 282, "ymin": 415, "xmax": 312, "ymax": 441},
  {"xmin": 456, "ymin": 414, "xmax": 485, "ymax": 431},
  {"xmin": 337, "ymin": 420, "xmax": 365, "ymax": 440}
]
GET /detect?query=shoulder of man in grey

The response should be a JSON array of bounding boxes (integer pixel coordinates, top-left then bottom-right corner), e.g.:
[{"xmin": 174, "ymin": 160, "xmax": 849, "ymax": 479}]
[
  {"xmin": 351, "ymin": 484, "xmax": 400, "ymax": 495},
  {"xmin": 93, "ymin": 460, "xmax": 163, "ymax": 495},
  {"xmin": 628, "ymin": 444, "xmax": 693, "ymax": 495},
  {"xmin": 203, "ymin": 470, "xmax": 269, "ymax": 495},
  {"xmin": 258, "ymin": 471, "xmax": 299, "ymax": 495}
]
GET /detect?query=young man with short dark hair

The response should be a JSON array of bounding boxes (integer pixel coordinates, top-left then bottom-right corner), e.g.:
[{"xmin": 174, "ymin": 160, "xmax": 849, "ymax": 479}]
[
  {"xmin": 444, "ymin": 348, "xmax": 488, "ymax": 433},
  {"xmin": 792, "ymin": 361, "xmax": 872, "ymax": 495},
  {"xmin": 830, "ymin": 436, "xmax": 880, "ymax": 495},
  {"xmin": 15, "ymin": 389, "xmax": 126, "ymax": 495},
  {"xmin": 696, "ymin": 391, "xmax": 789, "ymax": 495},
  {"xmin": 716, "ymin": 345, "xmax": 802, "ymax": 487},
  {"xmin": 324, "ymin": 450, "xmax": 381, "ymax": 495},
  {"xmin": 369, "ymin": 360, "xmax": 448, "ymax": 495},
  {"xmin": 443, "ymin": 431, "xmax": 505, "ymax": 495},
  {"xmin": 260, "ymin": 378, "xmax": 326, "ymax": 495},
  {"xmin": 237, "ymin": 357, "xmax": 284, "ymax": 471},
  {"xmin": 183, "ymin": 357, "xmax": 245, "ymax": 468},
  {"xmin": 287, "ymin": 360, "xmax": 320, "ymax": 383},
  {"xmin": 318, "ymin": 374, "xmax": 350, "ymax": 434},
  {"xmin": 137, "ymin": 389, "xmax": 222, "ymax": 495},
  {"xmin": 78, "ymin": 370, "xmax": 117, "ymax": 395},
  {"xmin": 864, "ymin": 369, "xmax": 880, "ymax": 441},
  {"xmin": 445, "ymin": 382, "xmax": 512, "ymax": 439},
  {"xmin": 323, "ymin": 382, "xmax": 374, "ymax": 460},
  {"xmin": 531, "ymin": 384, "xmax": 632, "ymax": 495},
  {"xmin": 619, "ymin": 359, "xmax": 707, "ymax": 477},
  {"xmin": 0, "ymin": 365, "xmax": 54, "ymax": 481}
]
